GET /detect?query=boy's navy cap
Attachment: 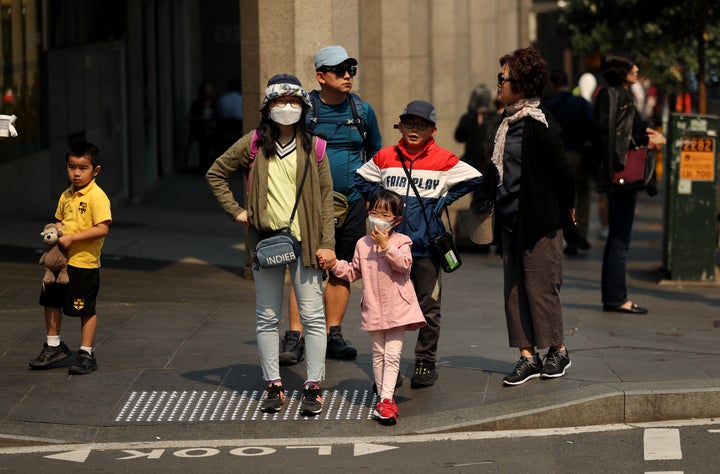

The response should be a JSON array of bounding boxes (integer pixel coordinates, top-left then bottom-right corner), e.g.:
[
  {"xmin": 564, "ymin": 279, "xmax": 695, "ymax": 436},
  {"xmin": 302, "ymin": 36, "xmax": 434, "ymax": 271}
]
[
  {"xmin": 400, "ymin": 100, "xmax": 437, "ymax": 125},
  {"xmin": 314, "ymin": 45, "xmax": 358, "ymax": 70}
]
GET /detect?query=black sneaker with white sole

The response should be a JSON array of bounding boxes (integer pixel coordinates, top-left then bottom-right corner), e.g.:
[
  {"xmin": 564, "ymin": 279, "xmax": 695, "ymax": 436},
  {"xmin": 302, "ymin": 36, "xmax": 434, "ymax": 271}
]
[
  {"xmin": 299, "ymin": 387, "xmax": 323, "ymax": 416},
  {"xmin": 260, "ymin": 384, "xmax": 286, "ymax": 413},
  {"xmin": 502, "ymin": 355, "xmax": 542, "ymax": 386},
  {"xmin": 541, "ymin": 348, "xmax": 571, "ymax": 378}
]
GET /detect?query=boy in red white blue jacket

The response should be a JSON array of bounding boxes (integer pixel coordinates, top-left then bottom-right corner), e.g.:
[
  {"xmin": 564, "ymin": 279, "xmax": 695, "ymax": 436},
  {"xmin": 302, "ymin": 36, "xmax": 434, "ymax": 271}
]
[{"xmin": 354, "ymin": 100, "xmax": 482, "ymax": 389}]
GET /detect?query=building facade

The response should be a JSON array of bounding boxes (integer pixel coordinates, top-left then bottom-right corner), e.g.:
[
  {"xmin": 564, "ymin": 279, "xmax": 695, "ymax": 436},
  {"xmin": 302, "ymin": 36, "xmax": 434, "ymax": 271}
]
[{"xmin": 1, "ymin": 0, "xmax": 543, "ymax": 217}]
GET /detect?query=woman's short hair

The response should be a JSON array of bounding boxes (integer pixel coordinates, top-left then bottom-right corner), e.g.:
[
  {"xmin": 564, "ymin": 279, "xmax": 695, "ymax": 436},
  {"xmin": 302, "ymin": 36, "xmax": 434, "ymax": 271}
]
[
  {"xmin": 500, "ymin": 47, "xmax": 548, "ymax": 99},
  {"xmin": 601, "ymin": 52, "xmax": 635, "ymax": 87}
]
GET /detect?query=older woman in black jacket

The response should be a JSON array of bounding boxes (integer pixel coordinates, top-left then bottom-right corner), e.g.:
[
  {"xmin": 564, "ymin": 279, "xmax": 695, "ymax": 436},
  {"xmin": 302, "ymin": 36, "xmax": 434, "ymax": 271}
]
[
  {"xmin": 491, "ymin": 48, "xmax": 576, "ymax": 386},
  {"xmin": 593, "ymin": 52, "xmax": 666, "ymax": 315}
]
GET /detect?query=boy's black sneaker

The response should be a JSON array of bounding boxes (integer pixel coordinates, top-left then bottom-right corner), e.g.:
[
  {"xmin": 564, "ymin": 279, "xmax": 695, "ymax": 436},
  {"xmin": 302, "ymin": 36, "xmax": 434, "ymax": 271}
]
[
  {"xmin": 410, "ymin": 360, "xmax": 438, "ymax": 388},
  {"xmin": 279, "ymin": 330, "xmax": 305, "ymax": 366},
  {"xmin": 326, "ymin": 326, "xmax": 357, "ymax": 359},
  {"xmin": 299, "ymin": 387, "xmax": 323, "ymax": 416},
  {"xmin": 68, "ymin": 350, "xmax": 97, "ymax": 375},
  {"xmin": 503, "ymin": 355, "xmax": 542, "ymax": 386},
  {"xmin": 29, "ymin": 342, "xmax": 71, "ymax": 369},
  {"xmin": 260, "ymin": 384, "xmax": 285, "ymax": 413},
  {"xmin": 541, "ymin": 348, "xmax": 571, "ymax": 378}
]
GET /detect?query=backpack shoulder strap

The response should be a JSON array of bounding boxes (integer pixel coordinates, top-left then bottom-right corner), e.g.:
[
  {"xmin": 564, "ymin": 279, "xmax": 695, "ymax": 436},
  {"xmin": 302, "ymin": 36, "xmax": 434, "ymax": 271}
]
[
  {"xmin": 248, "ymin": 128, "xmax": 262, "ymax": 163},
  {"xmin": 314, "ymin": 136, "xmax": 326, "ymax": 162},
  {"xmin": 348, "ymin": 92, "xmax": 367, "ymax": 140},
  {"xmin": 246, "ymin": 129, "xmax": 262, "ymax": 193},
  {"xmin": 307, "ymin": 90, "xmax": 320, "ymax": 133}
]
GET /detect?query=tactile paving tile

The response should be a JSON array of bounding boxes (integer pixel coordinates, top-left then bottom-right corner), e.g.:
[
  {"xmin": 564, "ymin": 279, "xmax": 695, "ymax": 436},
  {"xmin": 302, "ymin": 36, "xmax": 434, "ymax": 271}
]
[{"xmin": 115, "ymin": 389, "xmax": 379, "ymax": 423}]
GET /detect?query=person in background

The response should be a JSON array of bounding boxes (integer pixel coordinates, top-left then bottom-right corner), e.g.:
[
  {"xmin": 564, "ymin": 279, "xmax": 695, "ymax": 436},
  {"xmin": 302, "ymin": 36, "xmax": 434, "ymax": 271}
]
[
  {"xmin": 491, "ymin": 48, "xmax": 575, "ymax": 386},
  {"xmin": 217, "ymin": 78, "xmax": 244, "ymax": 151},
  {"xmin": 189, "ymin": 82, "xmax": 219, "ymax": 171},
  {"xmin": 545, "ymin": 70, "xmax": 593, "ymax": 255},
  {"xmin": 455, "ymin": 84, "xmax": 502, "ymax": 252},
  {"xmin": 206, "ymin": 74, "xmax": 336, "ymax": 416},
  {"xmin": 593, "ymin": 52, "xmax": 666, "ymax": 315}
]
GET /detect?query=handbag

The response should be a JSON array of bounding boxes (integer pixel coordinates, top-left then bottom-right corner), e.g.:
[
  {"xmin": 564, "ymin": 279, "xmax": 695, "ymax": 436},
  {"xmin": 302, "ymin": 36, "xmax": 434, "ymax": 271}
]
[
  {"xmin": 254, "ymin": 156, "xmax": 310, "ymax": 270},
  {"xmin": 255, "ymin": 231, "xmax": 301, "ymax": 269},
  {"xmin": 397, "ymin": 147, "xmax": 462, "ymax": 273},
  {"xmin": 609, "ymin": 148, "xmax": 656, "ymax": 192},
  {"xmin": 332, "ymin": 191, "xmax": 349, "ymax": 228}
]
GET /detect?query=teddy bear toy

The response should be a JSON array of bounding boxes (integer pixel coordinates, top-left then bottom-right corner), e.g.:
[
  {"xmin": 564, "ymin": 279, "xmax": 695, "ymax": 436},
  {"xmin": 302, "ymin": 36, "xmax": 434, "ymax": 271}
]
[{"xmin": 39, "ymin": 223, "xmax": 69, "ymax": 285}]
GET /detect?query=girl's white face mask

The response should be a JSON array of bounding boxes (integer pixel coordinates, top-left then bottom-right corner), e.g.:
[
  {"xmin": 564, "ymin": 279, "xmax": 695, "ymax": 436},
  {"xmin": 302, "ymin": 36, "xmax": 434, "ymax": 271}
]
[
  {"xmin": 368, "ymin": 215, "xmax": 394, "ymax": 232},
  {"xmin": 269, "ymin": 104, "xmax": 302, "ymax": 125}
]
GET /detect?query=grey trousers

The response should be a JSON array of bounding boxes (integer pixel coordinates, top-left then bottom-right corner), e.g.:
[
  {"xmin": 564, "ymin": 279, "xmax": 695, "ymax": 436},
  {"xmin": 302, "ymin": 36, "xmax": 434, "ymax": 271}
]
[{"xmin": 501, "ymin": 227, "xmax": 565, "ymax": 350}]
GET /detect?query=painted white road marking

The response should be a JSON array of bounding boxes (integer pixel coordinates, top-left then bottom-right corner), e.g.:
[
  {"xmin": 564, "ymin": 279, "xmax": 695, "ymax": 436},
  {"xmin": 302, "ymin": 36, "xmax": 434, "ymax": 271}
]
[
  {"xmin": 644, "ymin": 428, "xmax": 682, "ymax": 460},
  {"xmin": 43, "ymin": 449, "xmax": 91, "ymax": 463},
  {"xmin": 354, "ymin": 443, "xmax": 398, "ymax": 456}
]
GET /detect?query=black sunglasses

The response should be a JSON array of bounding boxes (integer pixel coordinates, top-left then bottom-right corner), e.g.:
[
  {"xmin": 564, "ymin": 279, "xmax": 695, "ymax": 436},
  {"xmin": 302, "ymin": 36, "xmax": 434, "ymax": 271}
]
[
  {"xmin": 497, "ymin": 72, "xmax": 512, "ymax": 85},
  {"xmin": 321, "ymin": 65, "xmax": 357, "ymax": 77}
]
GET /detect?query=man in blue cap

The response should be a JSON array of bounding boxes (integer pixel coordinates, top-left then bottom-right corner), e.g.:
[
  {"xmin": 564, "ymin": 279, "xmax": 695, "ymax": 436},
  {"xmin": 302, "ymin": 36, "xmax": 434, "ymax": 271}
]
[{"xmin": 280, "ymin": 45, "xmax": 383, "ymax": 364}]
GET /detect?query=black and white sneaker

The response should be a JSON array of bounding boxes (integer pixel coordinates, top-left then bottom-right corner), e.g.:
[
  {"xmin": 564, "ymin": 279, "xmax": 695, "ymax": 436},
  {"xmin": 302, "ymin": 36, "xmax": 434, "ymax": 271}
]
[
  {"xmin": 260, "ymin": 384, "xmax": 285, "ymax": 413},
  {"xmin": 541, "ymin": 348, "xmax": 571, "ymax": 378},
  {"xmin": 502, "ymin": 355, "xmax": 542, "ymax": 386},
  {"xmin": 299, "ymin": 386, "xmax": 323, "ymax": 416}
]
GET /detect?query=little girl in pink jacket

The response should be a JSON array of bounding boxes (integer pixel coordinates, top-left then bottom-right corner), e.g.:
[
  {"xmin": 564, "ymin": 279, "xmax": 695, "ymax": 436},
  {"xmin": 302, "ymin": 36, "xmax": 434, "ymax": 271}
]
[{"xmin": 329, "ymin": 189, "xmax": 425, "ymax": 425}]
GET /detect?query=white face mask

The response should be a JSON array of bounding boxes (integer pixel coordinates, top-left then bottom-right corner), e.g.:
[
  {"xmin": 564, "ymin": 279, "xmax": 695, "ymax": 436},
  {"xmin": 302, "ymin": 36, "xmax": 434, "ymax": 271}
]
[
  {"xmin": 368, "ymin": 216, "xmax": 394, "ymax": 232},
  {"xmin": 269, "ymin": 103, "xmax": 302, "ymax": 125}
]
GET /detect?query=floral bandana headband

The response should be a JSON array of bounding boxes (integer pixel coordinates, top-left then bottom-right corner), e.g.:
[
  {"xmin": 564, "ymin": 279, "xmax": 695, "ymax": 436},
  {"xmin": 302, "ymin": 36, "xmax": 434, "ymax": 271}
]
[{"xmin": 260, "ymin": 83, "xmax": 312, "ymax": 111}]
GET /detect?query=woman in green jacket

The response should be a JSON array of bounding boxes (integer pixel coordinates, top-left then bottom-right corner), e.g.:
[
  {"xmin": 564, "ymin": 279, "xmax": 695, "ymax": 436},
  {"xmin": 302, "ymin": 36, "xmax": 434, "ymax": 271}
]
[{"xmin": 206, "ymin": 74, "xmax": 335, "ymax": 417}]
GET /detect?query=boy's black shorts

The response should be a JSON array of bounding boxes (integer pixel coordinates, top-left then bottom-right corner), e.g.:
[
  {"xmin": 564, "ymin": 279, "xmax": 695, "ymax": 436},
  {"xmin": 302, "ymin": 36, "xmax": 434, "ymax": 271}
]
[{"xmin": 39, "ymin": 266, "xmax": 100, "ymax": 318}]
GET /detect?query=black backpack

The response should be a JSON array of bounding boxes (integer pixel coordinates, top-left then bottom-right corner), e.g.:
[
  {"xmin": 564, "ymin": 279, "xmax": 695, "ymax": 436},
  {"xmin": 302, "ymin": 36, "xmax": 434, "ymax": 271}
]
[{"xmin": 307, "ymin": 90, "xmax": 367, "ymax": 141}]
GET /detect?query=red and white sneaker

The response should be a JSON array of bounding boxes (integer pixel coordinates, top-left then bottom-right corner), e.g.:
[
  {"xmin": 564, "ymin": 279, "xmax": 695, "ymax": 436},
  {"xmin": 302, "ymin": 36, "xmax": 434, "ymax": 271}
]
[{"xmin": 373, "ymin": 398, "xmax": 399, "ymax": 425}]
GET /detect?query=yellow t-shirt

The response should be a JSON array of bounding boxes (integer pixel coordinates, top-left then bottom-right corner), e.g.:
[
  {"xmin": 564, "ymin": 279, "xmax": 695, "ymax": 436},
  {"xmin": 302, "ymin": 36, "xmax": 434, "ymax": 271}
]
[
  {"xmin": 55, "ymin": 179, "xmax": 112, "ymax": 268},
  {"xmin": 266, "ymin": 150, "xmax": 301, "ymax": 239}
]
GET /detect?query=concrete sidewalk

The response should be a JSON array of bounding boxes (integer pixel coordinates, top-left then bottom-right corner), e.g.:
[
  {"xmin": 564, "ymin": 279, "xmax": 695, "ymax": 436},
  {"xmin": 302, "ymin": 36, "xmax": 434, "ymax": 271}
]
[{"xmin": 1, "ymin": 174, "xmax": 719, "ymax": 446}]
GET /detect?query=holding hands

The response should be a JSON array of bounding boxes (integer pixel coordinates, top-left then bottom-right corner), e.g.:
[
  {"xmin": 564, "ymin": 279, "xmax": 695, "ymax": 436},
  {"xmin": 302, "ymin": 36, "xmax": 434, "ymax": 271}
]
[{"xmin": 316, "ymin": 248, "xmax": 336, "ymax": 270}]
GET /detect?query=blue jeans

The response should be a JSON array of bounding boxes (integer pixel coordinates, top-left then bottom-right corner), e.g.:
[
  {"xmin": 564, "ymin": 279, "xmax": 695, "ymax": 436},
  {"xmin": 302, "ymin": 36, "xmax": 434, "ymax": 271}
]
[
  {"xmin": 601, "ymin": 191, "xmax": 637, "ymax": 306},
  {"xmin": 253, "ymin": 255, "xmax": 326, "ymax": 384}
]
